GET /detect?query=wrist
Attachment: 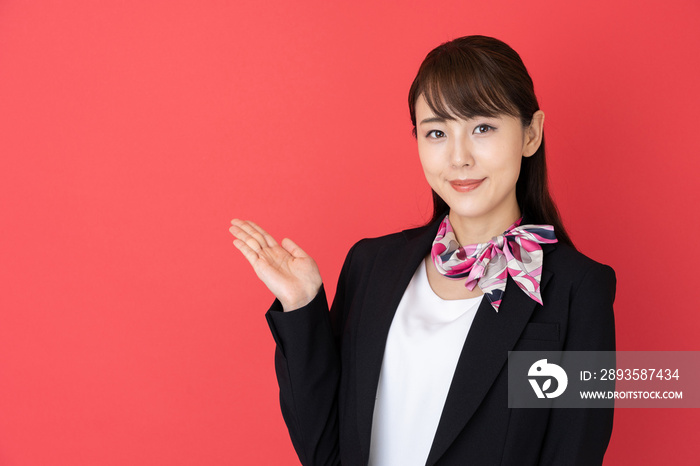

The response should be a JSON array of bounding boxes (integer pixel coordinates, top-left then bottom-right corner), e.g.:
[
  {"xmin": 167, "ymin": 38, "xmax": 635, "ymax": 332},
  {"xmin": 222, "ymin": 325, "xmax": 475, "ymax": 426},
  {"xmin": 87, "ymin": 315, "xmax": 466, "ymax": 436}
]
[{"xmin": 281, "ymin": 284, "xmax": 322, "ymax": 312}]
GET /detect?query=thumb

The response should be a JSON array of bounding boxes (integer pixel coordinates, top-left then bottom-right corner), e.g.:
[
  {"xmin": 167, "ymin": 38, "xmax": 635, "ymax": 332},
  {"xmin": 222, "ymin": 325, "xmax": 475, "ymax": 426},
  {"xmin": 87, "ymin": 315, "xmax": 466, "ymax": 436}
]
[{"xmin": 281, "ymin": 237, "xmax": 308, "ymax": 258}]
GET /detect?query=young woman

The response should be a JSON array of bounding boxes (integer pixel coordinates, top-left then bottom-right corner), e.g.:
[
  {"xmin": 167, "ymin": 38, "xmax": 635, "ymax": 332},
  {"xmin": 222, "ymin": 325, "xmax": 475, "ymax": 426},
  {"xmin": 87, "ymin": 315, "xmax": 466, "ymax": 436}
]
[{"xmin": 230, "ymin": 35, "xmax": 616, "ymax": 466}]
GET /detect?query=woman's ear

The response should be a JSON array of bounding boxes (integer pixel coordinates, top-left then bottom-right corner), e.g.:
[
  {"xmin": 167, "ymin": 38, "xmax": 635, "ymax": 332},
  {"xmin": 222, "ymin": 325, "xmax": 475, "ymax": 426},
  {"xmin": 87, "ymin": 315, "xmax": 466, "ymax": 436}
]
[{"xmin": 523, "ymin": 110, "xmax": 545, "ymax": 157}]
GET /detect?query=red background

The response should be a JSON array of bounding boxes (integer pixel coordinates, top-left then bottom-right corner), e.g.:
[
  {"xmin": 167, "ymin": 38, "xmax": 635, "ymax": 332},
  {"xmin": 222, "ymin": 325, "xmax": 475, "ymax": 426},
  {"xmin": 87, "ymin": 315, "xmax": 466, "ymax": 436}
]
[{"xmin": 1, "ymin": 1, "xmax": 699, "ymax": 464}]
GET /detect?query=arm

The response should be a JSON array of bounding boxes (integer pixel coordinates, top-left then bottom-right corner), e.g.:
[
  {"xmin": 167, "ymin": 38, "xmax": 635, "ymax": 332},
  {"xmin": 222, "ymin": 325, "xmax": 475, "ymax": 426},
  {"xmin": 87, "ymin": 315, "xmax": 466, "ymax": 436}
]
[
  {"xmin": 264, "ymin": 241, "xmax": 359, "ymax": 466},
  {"xmin": 538, "ymin": 263, "xmax": 617, "ymax": 466}
]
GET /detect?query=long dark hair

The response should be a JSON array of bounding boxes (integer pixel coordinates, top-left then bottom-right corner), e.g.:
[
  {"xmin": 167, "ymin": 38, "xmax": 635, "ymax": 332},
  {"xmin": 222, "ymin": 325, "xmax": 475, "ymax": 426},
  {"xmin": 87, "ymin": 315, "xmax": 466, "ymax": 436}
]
[{"xmin": 408, "ymin": 35, "xmax": 574, "ymax": 248}]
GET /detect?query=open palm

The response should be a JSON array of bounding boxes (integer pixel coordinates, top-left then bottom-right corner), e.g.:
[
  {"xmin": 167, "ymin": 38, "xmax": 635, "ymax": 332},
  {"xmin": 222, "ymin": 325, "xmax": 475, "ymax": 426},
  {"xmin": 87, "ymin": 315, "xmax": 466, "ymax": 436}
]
[{"xmin": 230, "ymin": 219, "xmax": 322, "ymax": 311}]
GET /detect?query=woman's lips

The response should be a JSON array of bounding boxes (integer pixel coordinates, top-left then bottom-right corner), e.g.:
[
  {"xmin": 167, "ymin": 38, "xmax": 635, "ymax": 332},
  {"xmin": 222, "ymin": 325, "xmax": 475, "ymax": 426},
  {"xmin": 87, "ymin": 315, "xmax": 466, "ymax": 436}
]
[{"xmin": 449, "ymin": 178, "xmax": 485, "ymax": 192}]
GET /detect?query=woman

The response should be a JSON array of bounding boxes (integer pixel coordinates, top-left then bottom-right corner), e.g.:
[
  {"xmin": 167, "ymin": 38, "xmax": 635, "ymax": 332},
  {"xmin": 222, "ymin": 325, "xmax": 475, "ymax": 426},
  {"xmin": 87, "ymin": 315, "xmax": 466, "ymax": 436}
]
[{"xmin": 230, "ymin": 35, "xmax": 616, "ymax": 466}]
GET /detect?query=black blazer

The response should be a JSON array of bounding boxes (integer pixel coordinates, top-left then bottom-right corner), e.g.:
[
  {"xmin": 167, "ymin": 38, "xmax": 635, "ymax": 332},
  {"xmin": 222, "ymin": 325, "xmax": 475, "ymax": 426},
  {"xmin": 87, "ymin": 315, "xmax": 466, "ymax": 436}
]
[{"xmin": 266, "ymin": 215, "xmax": 616, "ymax": 466}]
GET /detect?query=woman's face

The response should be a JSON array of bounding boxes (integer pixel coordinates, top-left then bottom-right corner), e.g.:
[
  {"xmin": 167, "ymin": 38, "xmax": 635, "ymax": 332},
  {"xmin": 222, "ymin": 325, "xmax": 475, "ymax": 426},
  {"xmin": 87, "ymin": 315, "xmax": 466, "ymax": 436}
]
[{"xmin": 415, "ymin": 94, "xmax": 543, "ymax": 227}]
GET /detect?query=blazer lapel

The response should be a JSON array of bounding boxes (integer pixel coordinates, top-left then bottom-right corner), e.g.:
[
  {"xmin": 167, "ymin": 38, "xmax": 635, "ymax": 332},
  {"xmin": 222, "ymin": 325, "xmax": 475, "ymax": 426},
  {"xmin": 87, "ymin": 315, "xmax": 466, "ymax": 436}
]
[
  {"xmin": 425, "ymin": 249, "xmax": 554, "ymax": 466},
  {"xmin": 354, "ymin": 213, "xmax": 557, "ymax": 464},
  {"xmin": 355, "ymin": 217, "xmax": 444, "ymax": 462}
]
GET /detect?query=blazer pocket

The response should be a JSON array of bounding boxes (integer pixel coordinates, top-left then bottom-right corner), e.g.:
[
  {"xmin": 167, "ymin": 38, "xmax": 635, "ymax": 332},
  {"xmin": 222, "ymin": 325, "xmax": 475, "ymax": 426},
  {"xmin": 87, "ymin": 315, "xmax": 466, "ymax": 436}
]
[{"xmin": 519, "ymin": 322, "xmax": 560, "ymax": 342}]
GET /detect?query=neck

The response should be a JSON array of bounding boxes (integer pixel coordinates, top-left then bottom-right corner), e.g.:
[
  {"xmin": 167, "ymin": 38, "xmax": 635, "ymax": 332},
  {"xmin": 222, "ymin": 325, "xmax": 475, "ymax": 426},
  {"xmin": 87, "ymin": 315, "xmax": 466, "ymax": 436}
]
[{"xmin": 448, "ymin": 205, "xmax": 522, "ymax": 246}]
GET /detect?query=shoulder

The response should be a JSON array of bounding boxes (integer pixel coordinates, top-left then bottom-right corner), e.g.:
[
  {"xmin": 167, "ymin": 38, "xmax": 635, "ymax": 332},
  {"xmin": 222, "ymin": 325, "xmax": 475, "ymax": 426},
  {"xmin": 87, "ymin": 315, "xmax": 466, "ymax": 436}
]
[
  {"xmin": 544, "ymin": 242, "xmax": 616, "ymax": 294},
  {"xmin": 337, "ymin": 223, "xmax": 430, "ymax": 279},
  {"xmin": 350, "ymin": 230, "xmax": 406, "ymax": 257},
  {"xmin": 346, "ymin": 221, "xmax": 433, "ymax": 263}
]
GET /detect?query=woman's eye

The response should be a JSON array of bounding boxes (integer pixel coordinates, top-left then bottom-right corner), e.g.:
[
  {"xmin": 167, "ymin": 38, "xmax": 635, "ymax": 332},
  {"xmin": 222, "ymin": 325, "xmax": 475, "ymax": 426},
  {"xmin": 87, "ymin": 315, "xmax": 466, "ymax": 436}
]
[
  {"xmin": 427, "ymin": 130, "xmax": 445, "ymax": 139},
  {"xmin": 473, "ymin": 124, "xmax": 494, "ymax": 134}
]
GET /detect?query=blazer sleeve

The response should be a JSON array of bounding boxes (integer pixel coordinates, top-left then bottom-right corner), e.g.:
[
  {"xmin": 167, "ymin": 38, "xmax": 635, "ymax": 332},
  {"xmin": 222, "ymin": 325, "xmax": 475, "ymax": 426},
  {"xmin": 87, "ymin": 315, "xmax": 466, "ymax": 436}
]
[
  {"xmin": 264, "ymin": 241, "xmax": 360, "ymax": 466},
  {"xmin": 538, "ymin": 262, "xmax": 617, "ymax": 466}
]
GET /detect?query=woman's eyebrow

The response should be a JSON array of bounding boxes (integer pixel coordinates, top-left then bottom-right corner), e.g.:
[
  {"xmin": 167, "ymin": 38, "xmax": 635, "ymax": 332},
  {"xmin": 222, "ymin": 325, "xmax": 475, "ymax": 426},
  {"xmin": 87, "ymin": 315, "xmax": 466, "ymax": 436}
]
[{"xmin": 419, "ymin": 116, "xmax": 448, "ymax": 125}]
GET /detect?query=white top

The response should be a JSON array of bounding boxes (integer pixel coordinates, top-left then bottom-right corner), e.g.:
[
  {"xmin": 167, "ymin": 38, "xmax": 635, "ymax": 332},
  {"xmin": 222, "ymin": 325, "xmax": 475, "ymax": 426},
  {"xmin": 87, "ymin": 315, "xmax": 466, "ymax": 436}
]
[{"xmin": 368, "ymin": 259, "xmax": 483, "ymax": 466}]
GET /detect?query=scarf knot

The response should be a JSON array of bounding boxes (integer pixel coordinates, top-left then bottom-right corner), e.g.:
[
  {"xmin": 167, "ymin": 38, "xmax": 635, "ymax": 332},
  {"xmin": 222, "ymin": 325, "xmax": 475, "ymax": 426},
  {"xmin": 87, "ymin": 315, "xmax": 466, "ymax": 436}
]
[{"xmin": 431, "ymin": 215, "xmax": 557, "ymax": 312}]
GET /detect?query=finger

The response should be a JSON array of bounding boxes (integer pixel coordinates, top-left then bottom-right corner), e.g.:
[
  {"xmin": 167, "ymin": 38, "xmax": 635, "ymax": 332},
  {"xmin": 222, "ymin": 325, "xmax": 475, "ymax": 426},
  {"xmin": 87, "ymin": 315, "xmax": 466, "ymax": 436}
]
[
  {"xmin": 231, "ymin": 219, "xmax": 279, "ymax": 249},
  {"xmin": 232, "ymin": 238, "xmax": 260, "ymax": 266},
  {"xmin": 229, "ymin": 225, "xmax": 264, "ymax": 253},
  {"xmin": 229, "ymin": 224, "xmax": 253, "ymax": 242},
  {"xmin": 233, "ymin": 220, "xmax": 269, "ymax": 249},
  {"xmin": 281, "ymin": 237, "xmax": 309, "ymax": 258},
  {"xmin": 230, "ymin": 219, "xmax": 256, "ymax": 241},
  {"xmin": 247, "ymin": 221, "xmax": 279, "ymax": 248}
]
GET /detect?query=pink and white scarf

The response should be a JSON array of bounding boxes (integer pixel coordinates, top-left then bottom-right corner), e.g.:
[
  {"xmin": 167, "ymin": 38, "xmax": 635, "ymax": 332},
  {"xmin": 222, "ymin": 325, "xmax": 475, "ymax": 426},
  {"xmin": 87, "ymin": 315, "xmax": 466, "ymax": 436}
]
[{"xmin": 431, "ymin": 214, "xmax": 558, "ymax": 312}]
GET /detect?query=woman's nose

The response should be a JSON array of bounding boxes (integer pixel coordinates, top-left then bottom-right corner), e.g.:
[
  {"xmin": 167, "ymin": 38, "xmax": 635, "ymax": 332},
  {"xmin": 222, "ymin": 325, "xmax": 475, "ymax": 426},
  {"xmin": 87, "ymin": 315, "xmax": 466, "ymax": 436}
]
[{"xmin": 450, "ymin": 139, "xmax": 473, "ymax": 167}]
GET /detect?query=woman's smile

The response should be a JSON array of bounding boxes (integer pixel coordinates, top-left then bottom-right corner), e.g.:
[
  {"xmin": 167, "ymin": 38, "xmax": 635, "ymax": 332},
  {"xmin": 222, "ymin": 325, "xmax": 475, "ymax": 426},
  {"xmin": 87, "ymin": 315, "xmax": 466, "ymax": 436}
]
[{"xmin": 448, "ymin": 178, "xmax": 485, "ymax": 192}]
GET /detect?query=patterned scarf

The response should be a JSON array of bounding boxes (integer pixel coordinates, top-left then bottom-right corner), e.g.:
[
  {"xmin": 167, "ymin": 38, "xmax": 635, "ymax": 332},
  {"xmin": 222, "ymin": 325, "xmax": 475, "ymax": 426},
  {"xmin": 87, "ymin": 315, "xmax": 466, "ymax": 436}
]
[{"xmin": 431, "ymin": 214, "xmax": 557, "ymax": 312}]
